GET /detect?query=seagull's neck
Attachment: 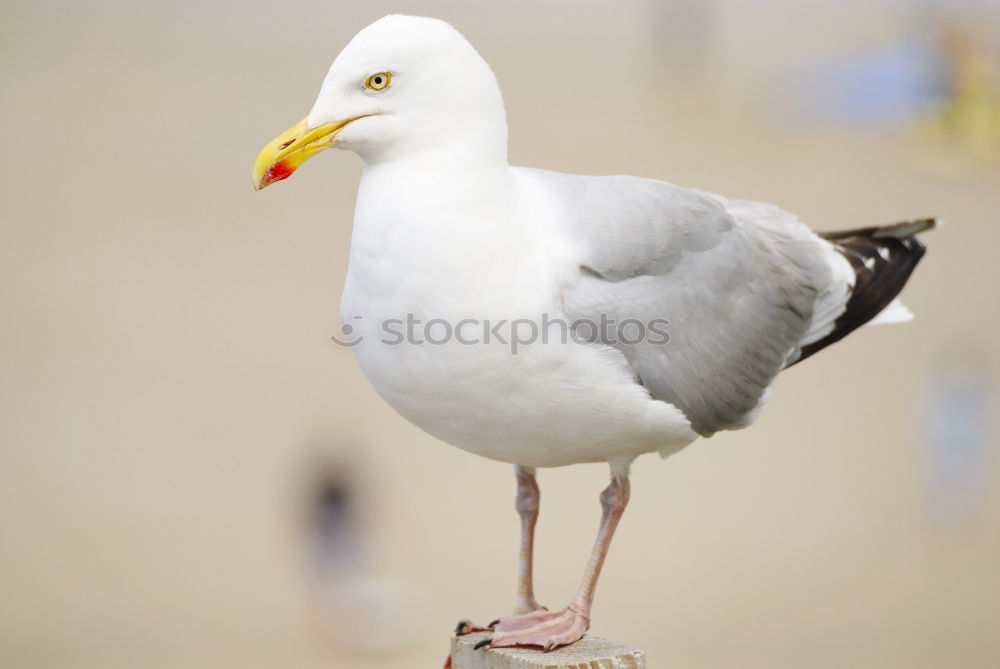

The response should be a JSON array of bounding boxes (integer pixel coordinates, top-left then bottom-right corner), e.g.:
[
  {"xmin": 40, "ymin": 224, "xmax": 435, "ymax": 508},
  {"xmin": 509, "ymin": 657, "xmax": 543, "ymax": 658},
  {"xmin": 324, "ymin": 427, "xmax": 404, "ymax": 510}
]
[
  {"xmin": 350, "ymin": 110, "xmax": 522, "ymax": 269},
  {"xmin": 350, "ymin": 142, "xmax": 525, "ymax": 287},
  {"xmin": 361, "ymin": 120, "xmax": 508, "ymax": 168},
  {"xmin": 364, "ymin": 146, "xmax": 509, "ymax": 181},
  {"xmin": 357, "ymin": 143, "xmax": 514, "ymax": 225}
]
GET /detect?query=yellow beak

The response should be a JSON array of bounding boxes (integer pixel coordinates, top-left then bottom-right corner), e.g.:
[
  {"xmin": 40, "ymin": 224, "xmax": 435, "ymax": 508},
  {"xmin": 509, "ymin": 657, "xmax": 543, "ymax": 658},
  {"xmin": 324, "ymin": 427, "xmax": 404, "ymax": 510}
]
[{"xmin": 252, "ymin": 115, "xmax": 362, "ymax": 190}]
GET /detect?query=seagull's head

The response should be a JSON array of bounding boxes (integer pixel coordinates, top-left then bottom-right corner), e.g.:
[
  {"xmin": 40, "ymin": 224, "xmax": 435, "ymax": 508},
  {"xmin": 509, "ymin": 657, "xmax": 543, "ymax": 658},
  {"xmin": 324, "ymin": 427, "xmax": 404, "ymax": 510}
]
[{"xmin": 253, "ymin": 15, "xmax": 507, "ymax": 189}]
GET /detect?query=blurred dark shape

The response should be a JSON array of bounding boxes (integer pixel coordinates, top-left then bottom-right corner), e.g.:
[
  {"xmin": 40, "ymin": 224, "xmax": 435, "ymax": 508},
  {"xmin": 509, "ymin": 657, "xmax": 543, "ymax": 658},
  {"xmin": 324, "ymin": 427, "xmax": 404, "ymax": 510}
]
[
  {"xmin": 301, "ymin": 452, "xmax": 415, "ymax": 654},
  {"xmin": 309, "ymin": 466, "xmax": 363, "ymax": 571}
]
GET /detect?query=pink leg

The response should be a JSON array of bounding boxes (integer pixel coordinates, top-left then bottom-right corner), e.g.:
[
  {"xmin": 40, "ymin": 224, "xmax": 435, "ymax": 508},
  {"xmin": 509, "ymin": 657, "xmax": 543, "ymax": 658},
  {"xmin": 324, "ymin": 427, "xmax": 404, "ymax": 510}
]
[
  {"xmin": 512, "ymin": 465, "xmax": 543, "ymax": 614},
  {"xmin": 483, "ymin": 473, "xmax": 631, "ymax": 651},
  {"xmin": 455, "ymin": 466, "xmax": 546, "ymax": 636}
]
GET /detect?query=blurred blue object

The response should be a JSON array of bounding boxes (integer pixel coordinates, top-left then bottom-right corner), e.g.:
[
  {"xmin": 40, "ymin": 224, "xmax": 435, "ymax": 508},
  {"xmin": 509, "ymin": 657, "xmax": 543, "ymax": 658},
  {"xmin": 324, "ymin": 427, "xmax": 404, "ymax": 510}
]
[
  {"xmin": 784, "ymin": 40, "xmax": 951, "ymax": 129},
  {"xmin": 922, "ymin": 358, "xmax": 993, "ymax": 524}
]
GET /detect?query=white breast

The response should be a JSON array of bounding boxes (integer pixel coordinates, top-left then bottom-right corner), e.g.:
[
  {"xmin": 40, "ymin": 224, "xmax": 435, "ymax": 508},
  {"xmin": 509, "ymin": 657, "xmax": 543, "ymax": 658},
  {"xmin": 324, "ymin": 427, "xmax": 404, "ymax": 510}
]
[{"xmin": 338, "ymin": 162, "xmax": 697, "ymax": 468}]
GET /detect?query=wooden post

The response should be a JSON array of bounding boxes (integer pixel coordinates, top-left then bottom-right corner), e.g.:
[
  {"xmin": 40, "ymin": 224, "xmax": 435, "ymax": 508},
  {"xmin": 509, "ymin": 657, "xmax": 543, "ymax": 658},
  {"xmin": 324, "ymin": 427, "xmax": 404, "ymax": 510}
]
[{"xmin": 451, "ymin": 632, "xmax": 645, "ymax": 669}]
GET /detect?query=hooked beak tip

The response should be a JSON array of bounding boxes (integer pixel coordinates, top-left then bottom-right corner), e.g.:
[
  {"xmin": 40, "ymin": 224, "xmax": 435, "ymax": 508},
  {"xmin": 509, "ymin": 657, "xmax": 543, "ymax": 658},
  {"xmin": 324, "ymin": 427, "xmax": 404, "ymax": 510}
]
[{"xmin": 254, "ymin": 160, "xmax": 296, "ymax": 190}]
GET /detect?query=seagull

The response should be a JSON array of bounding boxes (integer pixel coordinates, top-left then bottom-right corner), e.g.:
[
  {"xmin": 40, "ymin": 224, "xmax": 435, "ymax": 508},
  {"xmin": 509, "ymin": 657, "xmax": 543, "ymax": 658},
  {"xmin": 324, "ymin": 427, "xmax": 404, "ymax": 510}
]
[{"xmin": 252, "ymin": 15, "xmax": 936, "ymax": 652}]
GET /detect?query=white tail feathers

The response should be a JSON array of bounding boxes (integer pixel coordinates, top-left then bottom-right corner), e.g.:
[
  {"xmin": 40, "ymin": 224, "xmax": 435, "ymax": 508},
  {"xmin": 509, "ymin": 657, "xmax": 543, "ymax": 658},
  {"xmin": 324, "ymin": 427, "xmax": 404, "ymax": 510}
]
[{"xmin": 866, "ymin": 297, "xmax": 914, "ymax": 327}]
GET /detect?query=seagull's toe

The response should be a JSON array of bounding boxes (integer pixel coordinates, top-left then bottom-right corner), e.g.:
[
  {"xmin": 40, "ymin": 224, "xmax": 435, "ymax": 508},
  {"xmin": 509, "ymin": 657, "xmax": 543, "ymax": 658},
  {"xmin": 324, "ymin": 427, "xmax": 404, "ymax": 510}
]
[
  {"xmin": 487, "ymin": 606, "xmax": 589, "ymax": 651},
  {"xmin": 491, "ymin": 608, "xmax": 561, "ymax": 634},
  {"xmin": 454, "ymin": 619, "xmax": 493, "ymax": 636}
]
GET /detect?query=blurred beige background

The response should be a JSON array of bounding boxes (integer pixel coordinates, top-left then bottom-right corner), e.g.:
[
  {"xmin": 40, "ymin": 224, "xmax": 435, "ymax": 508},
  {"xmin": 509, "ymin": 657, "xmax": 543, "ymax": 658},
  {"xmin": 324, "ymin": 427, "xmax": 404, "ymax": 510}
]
[{"xmin": 1, "ymin": 1, "xmax": 998, "ymax": 668}]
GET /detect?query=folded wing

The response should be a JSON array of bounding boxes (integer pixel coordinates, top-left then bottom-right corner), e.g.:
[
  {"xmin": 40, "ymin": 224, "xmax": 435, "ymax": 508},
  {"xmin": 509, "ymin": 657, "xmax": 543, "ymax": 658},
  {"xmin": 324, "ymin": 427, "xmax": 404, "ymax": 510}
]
[{"xmin": 534, "ymin": 170, "xmax": 848, "ymax": 437}]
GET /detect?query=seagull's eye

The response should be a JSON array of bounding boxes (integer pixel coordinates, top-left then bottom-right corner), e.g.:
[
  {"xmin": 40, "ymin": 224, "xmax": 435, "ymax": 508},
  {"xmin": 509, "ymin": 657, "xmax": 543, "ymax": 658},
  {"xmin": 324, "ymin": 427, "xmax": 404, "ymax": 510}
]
[{"xmin": 364, "ymin": 72, "xmax": 391, "ymax": 91}]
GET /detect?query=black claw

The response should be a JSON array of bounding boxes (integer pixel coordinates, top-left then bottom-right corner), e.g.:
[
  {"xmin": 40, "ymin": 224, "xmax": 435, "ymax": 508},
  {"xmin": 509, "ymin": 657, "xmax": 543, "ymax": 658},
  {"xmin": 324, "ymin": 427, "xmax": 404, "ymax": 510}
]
[
  {"xmin": 474, "ymin": 637, "xmax": 493, "ymax": 650},
  {"xmin": 455, "ymin": 620, "xmax": 472, "ymax": 636},
  {"xmin": 487, "ymin": 618, "xmax": 501, "ymax": 629}
]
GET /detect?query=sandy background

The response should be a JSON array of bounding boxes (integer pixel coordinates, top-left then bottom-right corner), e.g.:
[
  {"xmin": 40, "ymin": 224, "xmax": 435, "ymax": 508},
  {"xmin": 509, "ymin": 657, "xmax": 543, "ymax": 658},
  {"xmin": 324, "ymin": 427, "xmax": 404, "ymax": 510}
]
[{"xmin": 1, "ymin": 1, "xmax": 998, "ymax": 667}]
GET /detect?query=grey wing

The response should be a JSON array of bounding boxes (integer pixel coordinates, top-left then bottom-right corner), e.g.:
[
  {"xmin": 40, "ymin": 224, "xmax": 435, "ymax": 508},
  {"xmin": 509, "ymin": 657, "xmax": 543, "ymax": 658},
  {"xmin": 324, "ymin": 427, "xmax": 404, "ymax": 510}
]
[{"xmin": 541, "ymin": 171, "xmax": 833, "ymax": 437}]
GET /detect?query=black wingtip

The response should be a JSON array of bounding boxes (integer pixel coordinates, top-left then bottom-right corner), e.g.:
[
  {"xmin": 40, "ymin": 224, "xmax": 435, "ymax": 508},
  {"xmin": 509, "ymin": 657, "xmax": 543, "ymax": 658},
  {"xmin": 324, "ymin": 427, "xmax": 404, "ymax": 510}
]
[
  {"xmin": 871, "ymin": 217, "xmax": 939, "ymax": 239},
  {"xmin": 792, "ymin": 219, "xmax": 932, "ymax": 366},
  {"xmin": 819, "ymin": 216, "xmax": 939, "ymax": 241}
]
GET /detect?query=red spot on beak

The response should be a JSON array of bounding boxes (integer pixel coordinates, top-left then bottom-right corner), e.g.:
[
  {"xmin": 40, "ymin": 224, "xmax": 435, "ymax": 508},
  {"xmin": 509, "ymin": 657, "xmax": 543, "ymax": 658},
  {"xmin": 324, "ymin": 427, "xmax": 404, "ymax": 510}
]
[{"xmin": 263, "ymin": 160, "xmax": 295, "ymax": 187}]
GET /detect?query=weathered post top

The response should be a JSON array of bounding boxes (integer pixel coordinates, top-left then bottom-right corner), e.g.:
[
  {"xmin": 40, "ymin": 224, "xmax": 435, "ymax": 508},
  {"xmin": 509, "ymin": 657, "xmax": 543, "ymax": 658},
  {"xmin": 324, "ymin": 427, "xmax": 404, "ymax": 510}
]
[{"xmin": 451, "ymin": 632, "xmax": 645, "ymax": 669}]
